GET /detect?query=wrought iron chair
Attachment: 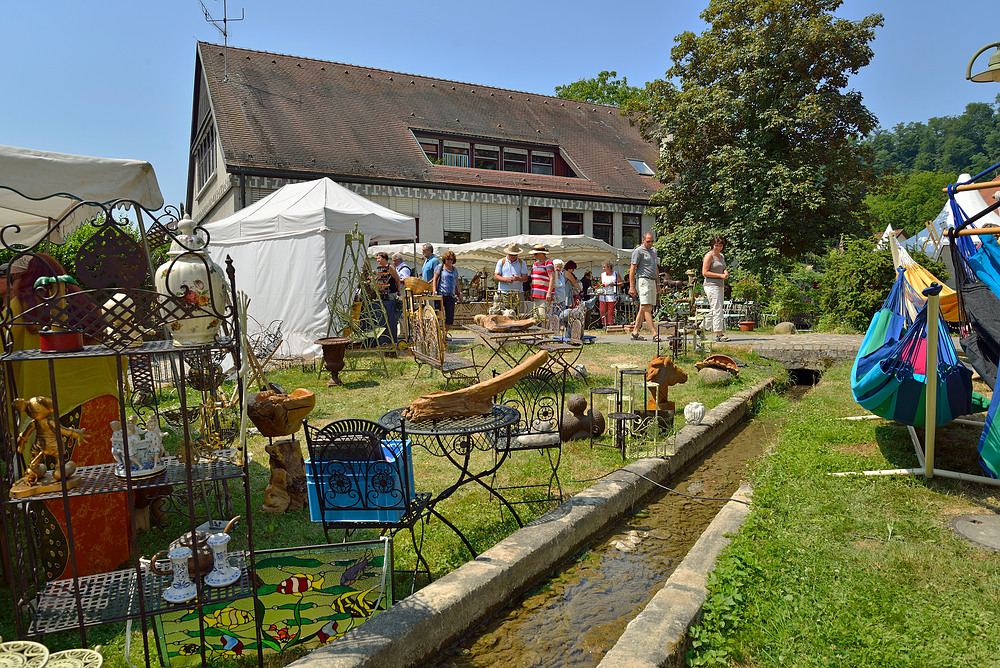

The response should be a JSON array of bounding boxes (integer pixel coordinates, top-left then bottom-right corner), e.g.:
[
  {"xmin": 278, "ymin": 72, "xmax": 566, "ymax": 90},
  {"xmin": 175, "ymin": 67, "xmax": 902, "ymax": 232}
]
[
  {"xmin": 303, "ymin": 418, "xmax": 432, "ymax": 593},
  {"xmin": 490, "ymin": 369, "xmax": 565, "ymax": 508}
]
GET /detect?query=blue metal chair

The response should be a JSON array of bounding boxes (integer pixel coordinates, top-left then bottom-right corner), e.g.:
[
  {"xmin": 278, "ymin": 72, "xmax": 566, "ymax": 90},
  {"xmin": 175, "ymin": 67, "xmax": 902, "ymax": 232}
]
[{"xmin": 303, "ymin": 418, "xmax": 431, "ymax": 593}]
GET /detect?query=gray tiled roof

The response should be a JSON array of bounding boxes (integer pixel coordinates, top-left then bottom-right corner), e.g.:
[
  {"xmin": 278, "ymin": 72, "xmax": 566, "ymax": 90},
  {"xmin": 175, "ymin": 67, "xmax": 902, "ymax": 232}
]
[{"xmin": 197, "ymin": 42, "xmax": 662, "ymax": 202}]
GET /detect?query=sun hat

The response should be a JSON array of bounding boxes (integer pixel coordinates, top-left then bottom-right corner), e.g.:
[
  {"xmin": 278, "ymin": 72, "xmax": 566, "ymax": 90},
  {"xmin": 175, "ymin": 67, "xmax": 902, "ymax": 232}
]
[
  {"xmin": 531, "ymin": 244, "xmax": 548, "ymax": 254},
  {"xmin": 504, "ymin": 243, "xmax": 521, "ymax": 255}
]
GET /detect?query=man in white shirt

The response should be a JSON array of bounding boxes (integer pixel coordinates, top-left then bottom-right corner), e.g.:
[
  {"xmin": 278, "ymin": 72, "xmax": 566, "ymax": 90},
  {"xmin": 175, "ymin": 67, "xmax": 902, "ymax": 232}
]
[
  {"xmin": 392, "ymin": 253, "xmax": 411, "ymax": 280},
  {"xmin": 493, "ymin": 243, "xmax": 529, "ymax": 313}
]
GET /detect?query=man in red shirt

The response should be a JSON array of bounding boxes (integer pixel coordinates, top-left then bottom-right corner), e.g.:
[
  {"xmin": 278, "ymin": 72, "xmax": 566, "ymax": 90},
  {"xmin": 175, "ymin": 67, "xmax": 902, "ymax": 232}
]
[{"xmin": 529, "ymin": 244, "xmax": 555, "ymax": 320}]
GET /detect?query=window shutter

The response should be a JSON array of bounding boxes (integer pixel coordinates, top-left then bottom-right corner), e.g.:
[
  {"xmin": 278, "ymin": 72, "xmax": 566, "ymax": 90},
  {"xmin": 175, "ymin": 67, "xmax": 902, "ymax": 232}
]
[
  {"xmin": 443, "ymin": 201, "xmax": 472, "ymax": 232},
  {"xmin": 481, "ymin": 204, "xmax": 507, "ymax": 238},
  {"xmin": 390, "ymin": 197, "xmax": 419, "ymax": 217}
]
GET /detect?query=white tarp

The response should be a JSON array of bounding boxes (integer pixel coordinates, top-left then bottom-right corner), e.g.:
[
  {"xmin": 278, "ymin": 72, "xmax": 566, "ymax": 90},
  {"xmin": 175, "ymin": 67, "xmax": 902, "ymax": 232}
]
[
  {"xmin": 0, "ymin": 144, "xmax": 163, "ymax": 245},
  {"xmin": 450, "ymin": 234, "xmax": 628, "ymax": 272},
  {"xmin": 202, "ymin": 178, "xmax": 415, "ymax": 359},
  {"xmin": 903, "ymin": 173, "xmax": 1000, "ymax": 260}
]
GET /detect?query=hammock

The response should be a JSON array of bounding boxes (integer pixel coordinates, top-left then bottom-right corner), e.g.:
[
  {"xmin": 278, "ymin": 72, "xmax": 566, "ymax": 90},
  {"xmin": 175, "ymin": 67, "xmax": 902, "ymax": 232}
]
[
  {"xmin": 894, "ymin": 243, "xmax": 960, "ymax": 322},
  {"xmin": 852, "ymin": 270, "xmax": 976, "ymax": 426},
  {"xmin": 948, "ymin": 168, "xmax": 1000, "ymax": 476}
]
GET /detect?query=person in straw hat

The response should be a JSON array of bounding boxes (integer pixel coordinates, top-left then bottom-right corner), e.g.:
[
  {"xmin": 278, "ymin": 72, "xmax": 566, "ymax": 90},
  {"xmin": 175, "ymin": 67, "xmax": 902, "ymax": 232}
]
[{"xmin": 493, "ymin": 242, "xmax": 529, "ymax": 313}]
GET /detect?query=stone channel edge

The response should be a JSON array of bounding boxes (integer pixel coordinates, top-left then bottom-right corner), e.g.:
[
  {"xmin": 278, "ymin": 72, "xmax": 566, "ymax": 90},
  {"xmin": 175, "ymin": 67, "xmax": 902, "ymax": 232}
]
[{"xmin": 291, "ymin": 378, "xmax": 773, "ymax": 668}]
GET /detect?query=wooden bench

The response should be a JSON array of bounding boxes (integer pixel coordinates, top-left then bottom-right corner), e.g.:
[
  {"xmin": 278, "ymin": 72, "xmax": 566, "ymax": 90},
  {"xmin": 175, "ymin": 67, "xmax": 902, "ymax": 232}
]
[{"xmin": 408, "ymin": 302, "xmax": 479, "ymax": 386}]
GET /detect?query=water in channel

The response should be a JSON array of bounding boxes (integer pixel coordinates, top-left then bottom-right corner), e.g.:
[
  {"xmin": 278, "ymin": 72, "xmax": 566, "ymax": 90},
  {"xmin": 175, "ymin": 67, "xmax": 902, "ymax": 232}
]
[{"xmin": 432, "ymin": 385, "xmax": 808, "ymax": 668}]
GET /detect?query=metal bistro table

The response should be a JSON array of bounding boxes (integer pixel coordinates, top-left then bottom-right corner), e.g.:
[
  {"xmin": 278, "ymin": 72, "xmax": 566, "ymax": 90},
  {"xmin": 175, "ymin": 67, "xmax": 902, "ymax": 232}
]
[
  {"xmin": 378, "ymin": 404, "xmax": 521, "ymax": 557},
  {"xmin": 464, "ymin": 323, "xmax": 583, "ymax": 378}
]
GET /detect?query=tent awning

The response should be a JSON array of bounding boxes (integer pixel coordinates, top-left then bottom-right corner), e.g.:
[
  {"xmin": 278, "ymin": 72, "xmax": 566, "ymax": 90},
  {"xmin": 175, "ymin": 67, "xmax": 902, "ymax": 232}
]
[
  {"xmin": 0, "ymin": 144, "xmax": 164, "ymax": 246},
  {"xmin": 202, "ymin": 178, "xmax": 414, "ymax": 243},
  {"xmin": 371, "ymin": 234, "xmax": 628, "ymax": 271}
]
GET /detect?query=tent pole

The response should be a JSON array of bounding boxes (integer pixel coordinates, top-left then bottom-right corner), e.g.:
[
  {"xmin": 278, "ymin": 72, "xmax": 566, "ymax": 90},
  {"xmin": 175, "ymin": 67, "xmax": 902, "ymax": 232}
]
[{"xmin": 924, "ymin": 287, "xmax": 941, "ymax": 478}]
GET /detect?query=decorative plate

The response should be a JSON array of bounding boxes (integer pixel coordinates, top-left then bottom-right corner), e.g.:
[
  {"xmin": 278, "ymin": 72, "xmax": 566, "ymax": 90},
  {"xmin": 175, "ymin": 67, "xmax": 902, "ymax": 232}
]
[
  {"xmin": 0, "ymin": 641, "xmax": 48, "ymax": 668},
  {"xmin": 48, "ymin": 649, "xmax": 103, "ymax": 668}
]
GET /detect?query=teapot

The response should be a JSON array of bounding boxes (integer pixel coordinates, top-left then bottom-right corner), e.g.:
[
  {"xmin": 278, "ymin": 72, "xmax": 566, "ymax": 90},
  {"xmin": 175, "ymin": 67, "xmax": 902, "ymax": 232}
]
[{"xmin": 150, "ymin": 516, "xmax": 239, "ymax": 578}]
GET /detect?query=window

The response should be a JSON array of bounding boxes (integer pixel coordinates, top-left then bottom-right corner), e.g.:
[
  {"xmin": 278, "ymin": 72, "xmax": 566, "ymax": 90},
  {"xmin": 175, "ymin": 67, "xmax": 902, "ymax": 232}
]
[
  {"xmin": 562, "ymin": 211, "xmax": 583, "ymax": 235},
  {"xmin": 413, "ymin": 131, "xmax": 576, "ymax": 177},
  {"xmin": 419, "ymin": 138, "xmax": 439, "ymax": 163},
  {"xmin": 531, "ymin": 151, "xmax": 554, "ymax": 175},
  {"xmin": 627, "ymin": 158, "xmax": 655, "ymax": 175},
  {"xmin": 528, "ymin": 206, "xmax": 552, "ymax": 235},
  {"xmin": 443, "ymin": 201, "xmax": 471, "ymax": 245},
  {"xmin": 622, "ymin": 213, "xmax": 642, "ymax": 249},
  {"xmin": 593, "ymin": 211, "xmax": 612, "ymax": 245},
  {"xmin": 442, "ymin": 140, "xmax": 470, "ymax": 167},
  {"xmin": 474, "ymin": 145, "xmax": 500, "ymax": 170},
  {"xmin": 194, "ymin": 125, "xmax": 216, "ymax": 192},
  {"xmin": 503, "ymin": 148, "xmax": 528, "ymax": 173},
  {"xmin": 443, "ymin": 231, "xmax": 471, "ymax": 244},
  {"xmin": 482, "ymin": 204, "xmax": 507, "ymax": 238}
]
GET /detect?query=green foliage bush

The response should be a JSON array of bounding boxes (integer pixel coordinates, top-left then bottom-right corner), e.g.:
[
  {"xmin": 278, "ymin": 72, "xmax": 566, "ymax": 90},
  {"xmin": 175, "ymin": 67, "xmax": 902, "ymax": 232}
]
[{"xmin": 814, "ymin": 237, "xmax": 948, "ymax": 332}]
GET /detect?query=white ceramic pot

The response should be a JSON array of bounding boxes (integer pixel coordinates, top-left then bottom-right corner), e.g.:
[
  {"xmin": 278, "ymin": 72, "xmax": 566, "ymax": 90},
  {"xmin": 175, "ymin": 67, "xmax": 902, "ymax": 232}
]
[
  {"xmin": 684, "ymin": 402, "xmax": 706, "ymax": 425},
  {"xmin": 154, "ymin": 214, "xmax": 228, "ymax": 346}
]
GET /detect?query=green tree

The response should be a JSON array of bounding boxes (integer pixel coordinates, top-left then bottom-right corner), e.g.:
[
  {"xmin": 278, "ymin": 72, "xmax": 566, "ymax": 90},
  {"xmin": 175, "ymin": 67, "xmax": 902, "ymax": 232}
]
[
  {"xmin": 554, "ymin": 71, "xmax": 645, "ymax": 108},
  {"xmin": 863, "ymin": 171, "xmax": 957, "ymax": 237},
  {"xmin": 628, "ymin": 0, "xmax": 883, "ymax": 280}
]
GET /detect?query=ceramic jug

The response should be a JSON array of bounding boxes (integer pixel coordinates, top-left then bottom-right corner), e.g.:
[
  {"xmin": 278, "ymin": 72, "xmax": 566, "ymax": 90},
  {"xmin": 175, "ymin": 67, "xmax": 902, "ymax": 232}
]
[{"xmin": 154, "ymin": 214, "xmax": 228, "ymax": 346}]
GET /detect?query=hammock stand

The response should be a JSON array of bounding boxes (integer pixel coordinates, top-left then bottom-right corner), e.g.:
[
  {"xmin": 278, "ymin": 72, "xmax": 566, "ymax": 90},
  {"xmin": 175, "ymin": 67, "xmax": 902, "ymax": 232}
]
[{"xmin": 838, "ymin": 164, "xmax": 1000, "ymax": 486}]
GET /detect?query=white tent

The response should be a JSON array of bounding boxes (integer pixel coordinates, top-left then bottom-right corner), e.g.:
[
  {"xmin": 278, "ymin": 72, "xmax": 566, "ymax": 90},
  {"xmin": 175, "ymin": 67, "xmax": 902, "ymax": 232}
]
[
  {"xmin": 903, "ymin": 173, "xmax": 1000, "ymax": 260},
  {"xmin": 202, "ymin": 178, "xmax": 415, "ymax": 359},
  {"xmin": 0, "ymin": 144, "xmax": 163, "ymax": 245},
  {"xmin": 449, "ymin": 234, "xmax": 628, "ymax": 272}
]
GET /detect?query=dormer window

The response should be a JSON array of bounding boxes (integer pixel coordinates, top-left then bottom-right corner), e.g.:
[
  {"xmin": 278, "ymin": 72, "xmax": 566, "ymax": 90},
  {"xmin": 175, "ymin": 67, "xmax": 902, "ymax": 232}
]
[{"xmin": 413, "ymin": 130, "xmax": 576, "ymax": 177}]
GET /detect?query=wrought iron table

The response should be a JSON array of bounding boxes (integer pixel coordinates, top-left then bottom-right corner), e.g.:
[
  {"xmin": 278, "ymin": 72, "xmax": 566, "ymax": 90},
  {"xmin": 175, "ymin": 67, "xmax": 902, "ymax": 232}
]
[
  {"xmin": 378, "ymin": 404, "xmax": 521, "ymax": 557},
  {"xmin": 464, "ymin": 323, "xmax": 582, "ymax": 377}
]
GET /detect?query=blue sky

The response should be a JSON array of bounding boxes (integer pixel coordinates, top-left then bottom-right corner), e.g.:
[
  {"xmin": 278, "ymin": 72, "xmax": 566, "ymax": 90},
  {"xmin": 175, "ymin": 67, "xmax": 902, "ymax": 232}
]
[{"xmin": 4, "ymin": 1, "xmax": 1000, "ymax": 207}]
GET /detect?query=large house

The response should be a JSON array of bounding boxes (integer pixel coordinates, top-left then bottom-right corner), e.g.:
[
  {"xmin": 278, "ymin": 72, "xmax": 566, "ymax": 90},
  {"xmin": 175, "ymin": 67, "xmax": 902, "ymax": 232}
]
[{"xmin": 187, "ymin": 42, "xmax": 663, "ymax": 249}]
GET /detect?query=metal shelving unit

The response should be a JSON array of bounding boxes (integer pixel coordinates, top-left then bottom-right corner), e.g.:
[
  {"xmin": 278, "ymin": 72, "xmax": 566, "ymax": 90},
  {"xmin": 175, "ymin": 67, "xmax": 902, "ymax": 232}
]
[{"xmin": 0, "ymin": 200, "xmax": 262, "ymax": 667}]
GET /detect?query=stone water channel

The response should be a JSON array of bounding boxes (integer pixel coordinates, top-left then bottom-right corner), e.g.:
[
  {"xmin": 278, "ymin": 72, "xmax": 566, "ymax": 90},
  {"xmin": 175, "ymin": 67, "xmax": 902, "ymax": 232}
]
[{"xmin": 430, "ymin": 385, "xmax": 810, "ymax": 668}]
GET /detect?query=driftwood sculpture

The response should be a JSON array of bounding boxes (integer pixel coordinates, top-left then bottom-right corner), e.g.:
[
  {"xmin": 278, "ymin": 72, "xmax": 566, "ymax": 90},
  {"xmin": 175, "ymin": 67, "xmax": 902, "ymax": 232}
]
[
  {"xmin": 645, "ymin": 356, "xmax": 689, "ymax": 413},
  {"xmin": 473, "ymin": 313, "xmax": 537, "ymax": 332},
  {"xmin": 261, "ymin": 438, "xmax": 307, "ymax": 513},
  {"xmin": 403, "ymin": 350, "xmax": 550, "ymax": 421},
  {"xmin": 248, "ymin": 388, "xmax": 316, "ymax": 437}
]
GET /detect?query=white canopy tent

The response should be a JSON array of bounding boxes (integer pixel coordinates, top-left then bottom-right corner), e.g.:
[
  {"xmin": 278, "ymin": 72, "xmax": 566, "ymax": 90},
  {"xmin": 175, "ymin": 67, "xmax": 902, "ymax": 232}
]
[
  {"xmin": 451, "ymin": 234, "xmax": 628, "ymax": 271},
  {"xmin": 0, "ymin": 144, "xmax": 163, "ymax": 246},
  {"xmin": 202, "ymin": 178, "xmax": 415, "ymax": 359}
]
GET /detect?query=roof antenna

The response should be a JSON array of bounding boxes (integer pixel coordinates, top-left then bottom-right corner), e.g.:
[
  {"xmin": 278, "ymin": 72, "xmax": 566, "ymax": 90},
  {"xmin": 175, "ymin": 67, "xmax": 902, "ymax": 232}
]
[{"xmin": 200, "ymin": 0, "xmax": 244, "ymax": 82}]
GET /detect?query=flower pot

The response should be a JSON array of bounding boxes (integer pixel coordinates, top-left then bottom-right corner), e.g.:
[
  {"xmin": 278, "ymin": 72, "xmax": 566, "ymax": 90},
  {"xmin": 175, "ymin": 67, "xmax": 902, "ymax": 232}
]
[
  {"xmin": 315, "ymin": 337, "xmax": 351, "ymax": 386},
  {"xmin": 738, "ymin": 321, "xmax": 755, "ymax": 332}
]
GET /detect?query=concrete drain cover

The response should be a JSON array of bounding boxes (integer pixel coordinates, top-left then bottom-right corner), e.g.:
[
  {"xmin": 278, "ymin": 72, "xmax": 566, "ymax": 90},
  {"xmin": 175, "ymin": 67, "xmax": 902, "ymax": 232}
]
[{"xmin": 950, "ymin": 514, "xmax": 1000, "ymax": 551}]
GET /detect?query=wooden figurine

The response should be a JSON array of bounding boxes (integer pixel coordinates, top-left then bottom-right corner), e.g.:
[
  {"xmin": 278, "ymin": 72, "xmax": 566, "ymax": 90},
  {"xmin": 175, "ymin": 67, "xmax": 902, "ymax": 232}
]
[
  {"xmin": 10, "ymin": 396, "xmax": 84, "ymax": 498},
  {"xmin": 261, "ymin": 438, "xmax": 307, "ymax": 513},
  {"xmin": 645, "ymin": 356, "xmax": 689, "ymax": 414}
]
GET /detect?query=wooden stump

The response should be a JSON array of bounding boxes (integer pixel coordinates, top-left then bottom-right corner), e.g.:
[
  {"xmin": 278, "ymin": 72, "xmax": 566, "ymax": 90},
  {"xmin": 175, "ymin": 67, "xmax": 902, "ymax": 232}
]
[{"xmin": 261, "ymin": 438, "xmax": 307, "ymax": 513}]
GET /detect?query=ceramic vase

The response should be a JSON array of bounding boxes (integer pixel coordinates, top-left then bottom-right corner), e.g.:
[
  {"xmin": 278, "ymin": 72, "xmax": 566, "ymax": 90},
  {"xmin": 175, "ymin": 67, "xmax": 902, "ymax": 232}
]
[
  {"xmin": 315, "ymin": 337, "xmax": 351, "ymax": 386},
  {"xmin": 162, "ymin": 546, "xmax": 198, "ymax": 603},
  {"xmin": 155, "ymin": 214, "xmax": 228, "ymax": 347},
  {"xmin": 204, "ymin": 533, "xmax": 241, "ymax": 588},
  {"xmin": 684, "ymin": 402, "xmax": 705, "ymax": 426}
]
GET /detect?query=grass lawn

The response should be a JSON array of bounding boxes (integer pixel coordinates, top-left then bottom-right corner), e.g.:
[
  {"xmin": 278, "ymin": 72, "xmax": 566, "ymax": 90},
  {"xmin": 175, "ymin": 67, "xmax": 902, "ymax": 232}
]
[
  {"xmin": 688, "ymin": 361, "xmax": 1000, "ymax": 667},
  {"xmin": 0, "ymin": 339, "xmax": 783, "ymax": 667}
]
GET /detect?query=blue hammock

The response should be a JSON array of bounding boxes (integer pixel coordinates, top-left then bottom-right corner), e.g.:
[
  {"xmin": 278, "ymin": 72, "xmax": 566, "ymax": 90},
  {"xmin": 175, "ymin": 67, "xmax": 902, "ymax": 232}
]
[
  {"xmin": 948, "ymin": 171, "xmax": 1000, "ymax": 477},
  {"xmin": 852, "ymin": 275, "xmax": 974, "ymax": 427}
]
